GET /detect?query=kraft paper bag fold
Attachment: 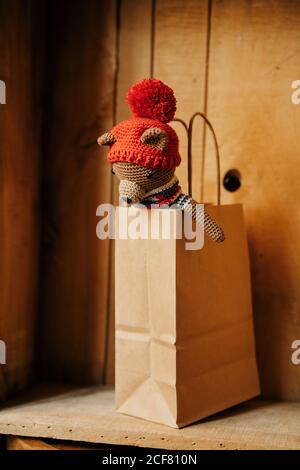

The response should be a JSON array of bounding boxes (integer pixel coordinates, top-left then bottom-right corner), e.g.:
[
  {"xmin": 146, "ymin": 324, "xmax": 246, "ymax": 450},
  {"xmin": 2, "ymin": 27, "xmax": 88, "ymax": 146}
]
[{"xmin": 115, "ymin": 204, "xmax": 260, "ymax": 428}]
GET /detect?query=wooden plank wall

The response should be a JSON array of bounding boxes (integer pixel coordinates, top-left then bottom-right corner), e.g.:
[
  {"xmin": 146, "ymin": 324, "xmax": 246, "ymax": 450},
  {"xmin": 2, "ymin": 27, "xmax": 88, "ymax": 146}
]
[
  {"xmin": 1, "ymin": 0, "xmax": 299, "ymax": 402},
  {"xmin": 154, "ymin": 0, "xmax": 209, "ymax": 198},
  {"xmin": 107, "ymin": 0, "xmax": 300, "ymax": 400},
  {"xmin": 104, "ymin": 0, "xmax": 153, "ymax": 384},
  {"xmin": 0, "ymin": 0, "xmax": 45, "ymax": 399},
  {"xmin": 205, "ymin": 0, "xmax": 300, "ymax": 400},
  {"xmin": 39, "ymin": 0, "xmax": 116, "ymax": 383}
]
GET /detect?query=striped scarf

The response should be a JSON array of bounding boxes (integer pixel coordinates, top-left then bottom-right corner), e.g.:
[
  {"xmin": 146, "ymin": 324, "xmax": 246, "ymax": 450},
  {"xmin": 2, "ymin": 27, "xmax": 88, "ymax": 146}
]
[{"xmin": 140, "ymin": 177, "xmax": 182, "ymax": 207}]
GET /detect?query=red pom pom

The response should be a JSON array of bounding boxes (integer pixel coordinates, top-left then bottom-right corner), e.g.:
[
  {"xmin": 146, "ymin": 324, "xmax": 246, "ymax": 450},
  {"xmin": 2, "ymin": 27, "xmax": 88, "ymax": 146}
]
[{"xmin": 126, "ymin": 78, "xmax": 176, "ymax": 123}]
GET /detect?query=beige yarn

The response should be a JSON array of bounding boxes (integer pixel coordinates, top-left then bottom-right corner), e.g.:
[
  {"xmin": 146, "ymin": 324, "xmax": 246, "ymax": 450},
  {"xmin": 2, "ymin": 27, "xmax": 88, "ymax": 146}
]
[
  {"xmin": 140, "ymin": 127, "xmax": 168, "ymax": 151},
  {"xmin": 111, "ymin": 162, "xmax": 225, "ymax": 242},
  {"xmin": 113, "ymin": 162, "xmax": 175, "ymax": 193},
  {"xmin": 182, "ymin": 197, "xmax": 225, "ymax": 243},
  {"xmin": 97, "ymin": 132, "xmax": 116, "ymax": 146}
]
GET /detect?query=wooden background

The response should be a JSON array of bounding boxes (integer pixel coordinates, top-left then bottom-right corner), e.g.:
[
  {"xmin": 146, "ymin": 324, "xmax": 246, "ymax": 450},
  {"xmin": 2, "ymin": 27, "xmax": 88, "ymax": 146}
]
[{"xmin": 0, "ymin": 0, "xmax": 300, "ymax": 401}]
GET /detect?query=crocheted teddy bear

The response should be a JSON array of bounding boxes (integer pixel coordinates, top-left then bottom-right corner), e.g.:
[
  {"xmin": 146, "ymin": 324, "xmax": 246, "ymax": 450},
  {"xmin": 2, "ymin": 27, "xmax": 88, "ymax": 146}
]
[{"xmin": 98, "ymin": 78, "xmax": 225, "ymax": 243}]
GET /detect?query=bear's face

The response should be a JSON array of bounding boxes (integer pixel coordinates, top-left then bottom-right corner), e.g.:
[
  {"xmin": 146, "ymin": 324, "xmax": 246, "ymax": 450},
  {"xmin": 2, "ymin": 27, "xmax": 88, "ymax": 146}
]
[
  {"xmin": 112, "ymin": 162, "xmax": 175, "ymax": 204},
  {"xmin": 98, "ymin": 117, "xmax": 179, "ymax": 204}
]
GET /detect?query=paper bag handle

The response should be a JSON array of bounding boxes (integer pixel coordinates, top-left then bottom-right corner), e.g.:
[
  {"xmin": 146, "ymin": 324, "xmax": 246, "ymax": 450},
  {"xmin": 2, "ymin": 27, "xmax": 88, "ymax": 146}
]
[
  {"xmin": 172, "ymin": 117, "xmax": 189, "ymax": 134},
  {"xmin": 188, "ymin": 112, "xmax": 221, "ymax": 205}
]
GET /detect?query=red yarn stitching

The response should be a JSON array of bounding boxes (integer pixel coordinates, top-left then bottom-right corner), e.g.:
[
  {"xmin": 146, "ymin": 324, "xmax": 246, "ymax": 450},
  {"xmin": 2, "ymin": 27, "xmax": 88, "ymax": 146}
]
[
  {"xmin": 107, "ymin": 117, "xmax": 181, "ymax": 169},
  {"xmin": 126, "ymin": 78, "xmax": 176, "ymax": 123}
]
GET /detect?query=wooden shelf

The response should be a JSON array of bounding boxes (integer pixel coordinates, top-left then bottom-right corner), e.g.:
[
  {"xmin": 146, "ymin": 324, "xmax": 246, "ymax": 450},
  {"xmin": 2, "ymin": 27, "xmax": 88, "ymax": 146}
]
[{"xmin": 0, "ymin": 386, "xmax": 299, "ymax": 450}]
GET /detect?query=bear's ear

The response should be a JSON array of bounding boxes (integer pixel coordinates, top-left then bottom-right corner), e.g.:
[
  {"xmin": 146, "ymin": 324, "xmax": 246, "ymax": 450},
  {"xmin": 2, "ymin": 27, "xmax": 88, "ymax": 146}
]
[
  {"xmin": 97, "ymin": 132, "xmax": 116, "ymax": 146},
  {"xmin": 140, "ymin": 127, "xmax": 168, "ymax": 151}
]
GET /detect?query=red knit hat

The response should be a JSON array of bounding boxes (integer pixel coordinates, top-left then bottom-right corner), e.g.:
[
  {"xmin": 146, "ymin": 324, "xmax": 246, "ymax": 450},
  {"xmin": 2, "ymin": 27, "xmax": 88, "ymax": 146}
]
[{"xmin": 106, "ymin": 79, "xmax": 181, "ymax": 169}]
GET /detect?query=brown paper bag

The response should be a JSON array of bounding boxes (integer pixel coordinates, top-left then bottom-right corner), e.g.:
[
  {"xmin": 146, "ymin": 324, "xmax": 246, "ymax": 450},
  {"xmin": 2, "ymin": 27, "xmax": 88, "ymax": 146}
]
[{"xmin": 115, "ymin": 114, "xmax": 260, "ymax": 428}]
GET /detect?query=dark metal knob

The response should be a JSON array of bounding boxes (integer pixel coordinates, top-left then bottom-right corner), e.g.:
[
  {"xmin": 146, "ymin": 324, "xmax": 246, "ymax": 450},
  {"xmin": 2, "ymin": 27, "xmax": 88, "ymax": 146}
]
[{"xmin": 223, "ymin": 169, "xmax": 241, "ymax": 192}]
